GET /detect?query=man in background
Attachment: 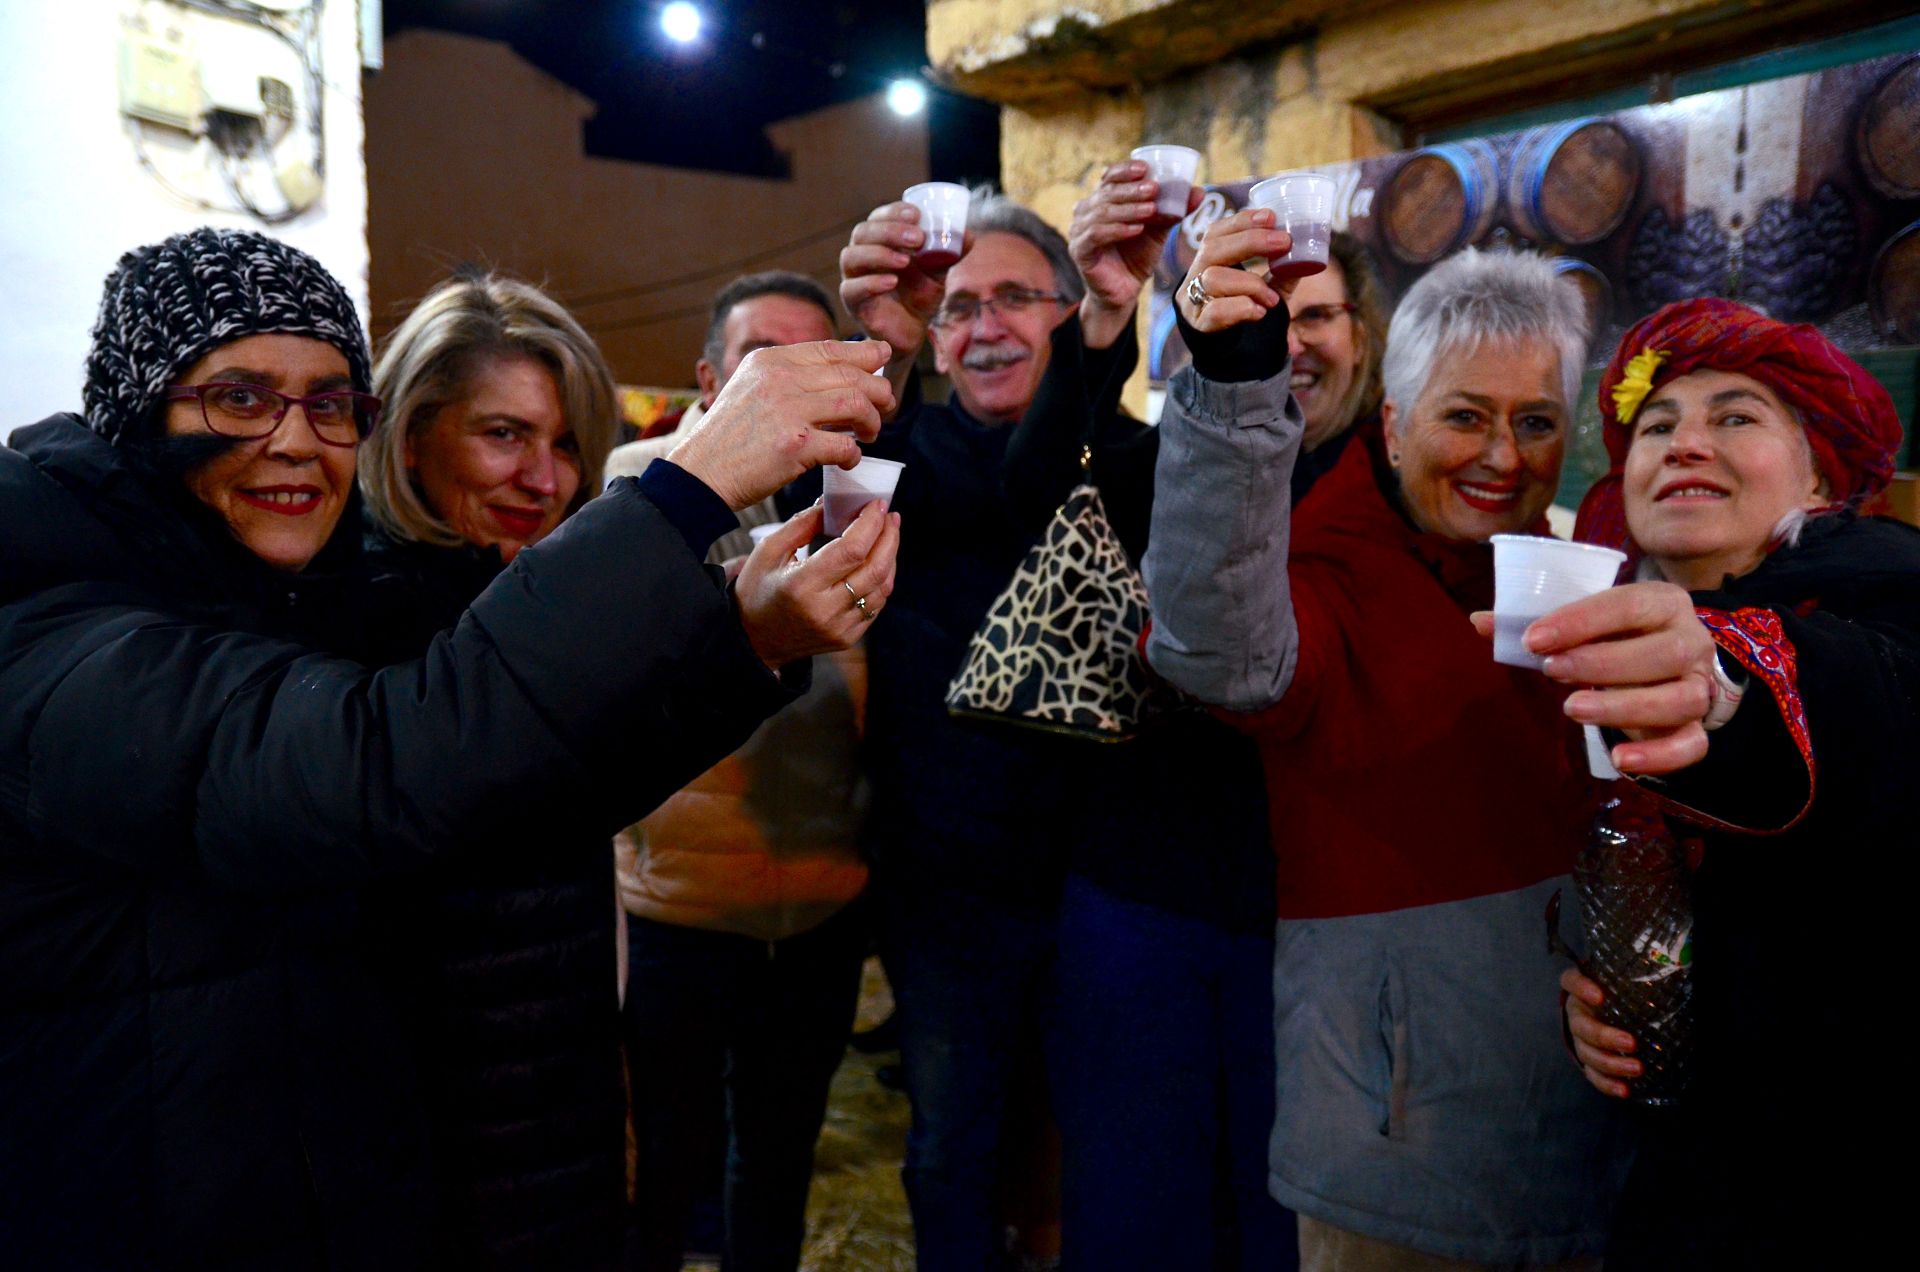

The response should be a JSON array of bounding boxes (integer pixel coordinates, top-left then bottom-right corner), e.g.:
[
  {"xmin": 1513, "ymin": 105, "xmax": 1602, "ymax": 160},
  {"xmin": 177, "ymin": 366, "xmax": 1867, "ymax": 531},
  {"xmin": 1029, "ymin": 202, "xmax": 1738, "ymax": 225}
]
[
  {"xmin": 611, "ymin": 270, "xmax": 871, "ymax": 1272},
  {"xmin": 605, "ymin": 270, "xmax": 839, "ymax": 557}
]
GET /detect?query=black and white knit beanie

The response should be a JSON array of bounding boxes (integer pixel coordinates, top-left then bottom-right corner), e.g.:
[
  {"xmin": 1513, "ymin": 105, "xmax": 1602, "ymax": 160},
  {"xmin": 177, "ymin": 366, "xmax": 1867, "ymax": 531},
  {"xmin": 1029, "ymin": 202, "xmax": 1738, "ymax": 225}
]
[{"xmin": 83, "ymin": 227, "xmax": 372, "ymax": 445}]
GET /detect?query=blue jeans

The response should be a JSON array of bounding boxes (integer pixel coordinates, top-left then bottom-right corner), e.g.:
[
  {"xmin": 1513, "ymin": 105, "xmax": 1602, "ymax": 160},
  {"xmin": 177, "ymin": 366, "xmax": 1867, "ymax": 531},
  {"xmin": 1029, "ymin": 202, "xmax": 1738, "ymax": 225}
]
[
  {"xmin": 1053, "ymin": 874, "xmax": 1298, "ymax": 1272},
  {"xmin": 622, "ymin": 904, "xmax": 867, "ymax": 1272},
  {"xmin": 880, "ymin": 879, "xmax": 1061, "ymax": 1272}
]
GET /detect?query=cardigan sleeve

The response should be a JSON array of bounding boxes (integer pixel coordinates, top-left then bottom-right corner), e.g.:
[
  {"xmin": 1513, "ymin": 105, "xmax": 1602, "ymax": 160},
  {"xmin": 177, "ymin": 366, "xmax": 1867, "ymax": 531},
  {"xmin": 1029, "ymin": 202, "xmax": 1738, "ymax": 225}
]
[{"xmin": 1141, "ymin": 353, "xmax": 1307, "ymax": 714}]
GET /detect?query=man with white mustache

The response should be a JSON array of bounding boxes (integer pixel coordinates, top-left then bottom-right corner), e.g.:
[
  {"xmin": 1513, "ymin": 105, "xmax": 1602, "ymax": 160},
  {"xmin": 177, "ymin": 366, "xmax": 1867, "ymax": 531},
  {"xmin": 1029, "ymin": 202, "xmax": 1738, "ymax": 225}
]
[{"xmin": 832, "ymin": 191, "xmax": 1097, "ymax": 1269}]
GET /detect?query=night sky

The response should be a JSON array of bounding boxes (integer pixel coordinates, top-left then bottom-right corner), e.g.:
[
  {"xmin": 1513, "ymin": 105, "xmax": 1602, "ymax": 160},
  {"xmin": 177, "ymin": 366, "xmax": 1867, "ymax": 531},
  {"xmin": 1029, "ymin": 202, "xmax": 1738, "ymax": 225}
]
[{"xmin": 382, "ymin": 0, "xmax": 1001, "ymax": 184}]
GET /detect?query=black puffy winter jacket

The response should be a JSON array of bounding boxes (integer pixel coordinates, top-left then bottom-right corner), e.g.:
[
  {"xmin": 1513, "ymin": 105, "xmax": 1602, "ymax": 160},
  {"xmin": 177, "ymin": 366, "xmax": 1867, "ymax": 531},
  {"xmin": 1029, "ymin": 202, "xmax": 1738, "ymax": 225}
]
[
  {"xmin": 0, "ymin": 416, "xmax": 786, "ymax": 1270},
  {"xmin": 357, "ymin": 527, "xmax": 626, "ymax": 1271}
]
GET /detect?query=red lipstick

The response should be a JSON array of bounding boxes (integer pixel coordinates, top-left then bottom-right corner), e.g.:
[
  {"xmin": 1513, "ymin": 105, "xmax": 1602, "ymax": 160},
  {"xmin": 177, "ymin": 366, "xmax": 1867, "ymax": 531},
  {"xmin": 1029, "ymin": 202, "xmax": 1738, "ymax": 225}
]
[
  {"xmin": 1453, "ymin": 480, "xmax": 1522, "ymax": 513},
  {"xmin": 488, "ymin": 505, "xmax": 546, "ymax": 538}
]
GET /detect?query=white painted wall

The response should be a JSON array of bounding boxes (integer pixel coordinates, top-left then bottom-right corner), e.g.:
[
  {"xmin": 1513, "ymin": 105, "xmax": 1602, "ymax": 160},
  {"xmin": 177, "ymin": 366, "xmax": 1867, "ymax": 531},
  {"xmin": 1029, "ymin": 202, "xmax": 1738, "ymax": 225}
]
[{"xmin": 0, "ymin": 1, "xmax": 368, "ymax": 440}]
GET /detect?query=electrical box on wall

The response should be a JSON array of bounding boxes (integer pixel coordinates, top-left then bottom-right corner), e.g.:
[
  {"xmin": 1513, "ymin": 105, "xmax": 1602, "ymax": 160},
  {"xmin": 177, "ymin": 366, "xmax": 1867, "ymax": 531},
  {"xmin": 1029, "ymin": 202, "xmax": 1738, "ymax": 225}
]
[
  {"xmin": 116, "ymin": 0, "xmax": 329, "ymax": 225},
  {"xmin": 200, "ymin": 21, "xmax": 302, "ymax": 120},
  {"xmin": 118, "ymin": 28, "xmax": 201, "ymax": 133}
]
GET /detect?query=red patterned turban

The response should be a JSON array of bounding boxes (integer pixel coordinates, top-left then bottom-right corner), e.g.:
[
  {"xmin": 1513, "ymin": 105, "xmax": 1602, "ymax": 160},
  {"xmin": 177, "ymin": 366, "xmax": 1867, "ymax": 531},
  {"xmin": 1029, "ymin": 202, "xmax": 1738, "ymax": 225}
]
[{"xmin": 1575, "ymin": 298, "xmax": 1903, "ymax": 552}]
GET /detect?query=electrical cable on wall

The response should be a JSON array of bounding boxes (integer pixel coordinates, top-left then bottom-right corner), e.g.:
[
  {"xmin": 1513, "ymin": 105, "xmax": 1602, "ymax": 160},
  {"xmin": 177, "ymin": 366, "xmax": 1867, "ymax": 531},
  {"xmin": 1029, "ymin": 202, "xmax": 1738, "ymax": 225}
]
[
  {"xmin": 561, "ymin": 214, "xmax": 863, "ymax": 309},
  {"xmin": 119, "ymin": 0, "xmax": 329, "ymax": 225}
]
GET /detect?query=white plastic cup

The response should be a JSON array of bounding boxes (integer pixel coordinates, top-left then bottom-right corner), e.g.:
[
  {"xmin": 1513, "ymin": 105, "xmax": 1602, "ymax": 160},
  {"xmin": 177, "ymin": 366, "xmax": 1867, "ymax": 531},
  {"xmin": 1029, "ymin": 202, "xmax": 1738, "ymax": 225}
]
[
  {"xmin": 902, "ymin": 182, "xmax": 970, "ymax": 271},
  {"xmin": 1130, "ymin": 145, "xmax": 1201, "ymax": 226},
  {"xmin": 1490, "ymin": 535, "xmax": 1628, "ymax": 670},
  {"xmin": 748, "ymin": 520, "xmax": 806, "ymax": 563},
  {"xmin": 1247, "ymin": 173, "xmax": 1337, "ymax": 279},
  {"xmin": 822, "ymin": 455, "xmax": 905, "ymax": 536}
]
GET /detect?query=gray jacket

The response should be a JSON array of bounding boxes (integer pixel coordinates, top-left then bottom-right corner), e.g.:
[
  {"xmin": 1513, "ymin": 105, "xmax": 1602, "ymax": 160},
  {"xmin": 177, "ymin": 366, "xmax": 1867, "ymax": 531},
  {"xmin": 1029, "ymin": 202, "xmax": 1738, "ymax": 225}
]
[{"xmin": 1143, "ymin": 363, "xmax": 1633, "ymax": 1263}]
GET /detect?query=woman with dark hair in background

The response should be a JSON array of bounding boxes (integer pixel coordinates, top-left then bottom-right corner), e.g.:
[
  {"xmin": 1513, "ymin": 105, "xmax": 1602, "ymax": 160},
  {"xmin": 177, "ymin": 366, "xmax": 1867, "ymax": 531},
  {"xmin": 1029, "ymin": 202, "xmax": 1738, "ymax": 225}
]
[{"xmin": 0, "ymin": 227, "xmax": 899, "ymax": 1271}]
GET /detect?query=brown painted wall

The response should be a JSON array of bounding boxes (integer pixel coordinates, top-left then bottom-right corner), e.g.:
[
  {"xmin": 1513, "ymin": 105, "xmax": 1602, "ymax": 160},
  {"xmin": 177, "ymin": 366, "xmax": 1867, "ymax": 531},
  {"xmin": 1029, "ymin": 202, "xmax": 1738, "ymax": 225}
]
[{"xmin": 365, "ymin": 30, "xmax": 928, "ymax": 390}]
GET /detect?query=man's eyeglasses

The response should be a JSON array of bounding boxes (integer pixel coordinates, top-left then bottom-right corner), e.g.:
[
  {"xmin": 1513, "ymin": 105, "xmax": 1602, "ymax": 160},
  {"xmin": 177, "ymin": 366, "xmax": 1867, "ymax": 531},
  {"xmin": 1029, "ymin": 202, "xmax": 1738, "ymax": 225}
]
[
  {"xmin": 162, "ymin": 382, "xmax": 381, "ymax": 448},
  {"xmin": 1291, "ymin": 302, "xmax": 1357, "ymax": 339},
  {"xmin": 930, "ymin": 287, "xmax": 1069, "ymax": 329}
]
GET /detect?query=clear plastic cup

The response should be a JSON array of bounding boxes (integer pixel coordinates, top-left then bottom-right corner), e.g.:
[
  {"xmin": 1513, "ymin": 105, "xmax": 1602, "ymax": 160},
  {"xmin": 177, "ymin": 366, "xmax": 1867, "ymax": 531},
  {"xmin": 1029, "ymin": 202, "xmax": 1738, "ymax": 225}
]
[
  {"xmin": 822, "ymin": 455, "xmax": 905, "ymax": 536},
  {"xmin": 902, "ymin": 182, "xmax": 970, "ymax": 272},
  {"xmin": 1130, "ymin": 145, "xmax": 1201, "ymax": 227},
  {"xmin": 1247, "ymin": 173, "xmax": 1337, "ymax": 279},
  {"xmin": 1489, "ymin": 534, "xmax": 1627, "ymax": 669}
]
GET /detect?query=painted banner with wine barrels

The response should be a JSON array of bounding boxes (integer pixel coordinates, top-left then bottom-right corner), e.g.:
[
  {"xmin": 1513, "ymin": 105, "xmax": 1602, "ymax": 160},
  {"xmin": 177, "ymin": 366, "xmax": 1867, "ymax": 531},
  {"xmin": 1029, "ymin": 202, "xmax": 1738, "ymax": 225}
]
[{"xmin": 1148, "ymin": 49, "xmax": 1920, "ymax": 499}]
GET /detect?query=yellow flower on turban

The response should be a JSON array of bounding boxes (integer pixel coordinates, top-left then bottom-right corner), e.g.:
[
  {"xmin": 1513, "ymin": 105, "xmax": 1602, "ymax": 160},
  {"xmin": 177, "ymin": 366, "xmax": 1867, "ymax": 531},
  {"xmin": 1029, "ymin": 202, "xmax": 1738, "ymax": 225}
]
[{"xmin": 1610, "ymin": 347, "xmax": 1667, "ymax": 425}]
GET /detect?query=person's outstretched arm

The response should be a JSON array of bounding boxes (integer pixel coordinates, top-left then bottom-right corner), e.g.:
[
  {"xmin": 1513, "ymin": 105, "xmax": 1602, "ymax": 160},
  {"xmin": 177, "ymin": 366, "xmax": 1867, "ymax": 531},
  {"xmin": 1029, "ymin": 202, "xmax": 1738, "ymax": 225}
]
[
  {"xmin": 1141, "ymin": 208, "xmax": 1308, "ymax": 713},
  {"xmin": 19, "ymin": 346, "xmax": 903, "ymax": 896}
]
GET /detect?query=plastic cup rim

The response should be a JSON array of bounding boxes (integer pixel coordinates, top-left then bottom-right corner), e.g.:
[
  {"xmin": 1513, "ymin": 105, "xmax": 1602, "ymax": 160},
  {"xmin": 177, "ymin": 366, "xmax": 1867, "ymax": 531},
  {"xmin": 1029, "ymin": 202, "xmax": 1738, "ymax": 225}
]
[
  {"xmin": 839, "ymin": 455, "xmax": 905, "ymax": 474},
  {"xmin": 1249, "ymin": 172, "xmax": 1337, "ymax": 203},
  {"xmin": 1489, "ymin": 534, "xmax": 1627, "ymax": 565},
  {"xmin": 1130, "ymin": 144, "xmax": 1200, "ymax": 172},
  {"xmin": 904, "ymin": 181, "xmax": 970, "ymax": 203}
]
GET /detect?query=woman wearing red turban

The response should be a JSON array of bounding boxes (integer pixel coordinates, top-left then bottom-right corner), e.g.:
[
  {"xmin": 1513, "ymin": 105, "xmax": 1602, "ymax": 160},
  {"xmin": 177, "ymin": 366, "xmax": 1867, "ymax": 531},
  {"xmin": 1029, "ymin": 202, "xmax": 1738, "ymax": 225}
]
[{"xmin": 1519, "ymin": 298, "xmax": 1919, "ymax": 1265}]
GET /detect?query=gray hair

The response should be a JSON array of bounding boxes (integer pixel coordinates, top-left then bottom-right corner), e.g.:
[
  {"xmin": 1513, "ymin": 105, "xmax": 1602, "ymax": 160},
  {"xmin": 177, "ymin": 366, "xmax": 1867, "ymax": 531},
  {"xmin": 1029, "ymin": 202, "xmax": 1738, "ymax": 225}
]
[
  {"xmin": 1381, "ymin": 248, "xmax": 1588, "ymax": 431},
  {"xmin": 967, "ymin": 185, "xmax": 1085, "ymax": 304},
  {"xmin": 700, "ymin": 270, "xmax": 837, "ymax": 370},
  {"xmin": 364, "ymin": 270, "xmax": 619, "ymax": 548}
]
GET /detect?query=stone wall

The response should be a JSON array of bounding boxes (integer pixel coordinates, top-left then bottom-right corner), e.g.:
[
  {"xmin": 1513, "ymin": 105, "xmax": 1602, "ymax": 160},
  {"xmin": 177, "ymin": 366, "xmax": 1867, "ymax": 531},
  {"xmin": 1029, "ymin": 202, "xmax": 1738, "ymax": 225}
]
[{"xmin": 927, "ymin": 0, "xmax": 1901, "ymax": 411}]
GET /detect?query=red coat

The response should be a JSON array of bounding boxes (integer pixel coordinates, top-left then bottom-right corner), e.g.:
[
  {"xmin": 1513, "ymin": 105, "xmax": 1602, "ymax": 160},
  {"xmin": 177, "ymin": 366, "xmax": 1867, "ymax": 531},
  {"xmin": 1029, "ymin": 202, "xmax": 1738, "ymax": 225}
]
[{"xmin": 1233, "ymin": 435, "xmax": 1595, "ymax": 919}]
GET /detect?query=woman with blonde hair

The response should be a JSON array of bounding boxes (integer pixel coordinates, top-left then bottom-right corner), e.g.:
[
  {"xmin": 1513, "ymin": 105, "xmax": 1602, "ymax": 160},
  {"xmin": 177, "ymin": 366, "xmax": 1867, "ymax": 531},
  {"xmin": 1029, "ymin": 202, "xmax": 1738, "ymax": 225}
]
[
  {"xmin": 362, "ymin": 266, "xmax": 617, "ymax": 565},
  {"xmin": 358, "ymin": 269, "xmax": 728, "ymax": 1268}
]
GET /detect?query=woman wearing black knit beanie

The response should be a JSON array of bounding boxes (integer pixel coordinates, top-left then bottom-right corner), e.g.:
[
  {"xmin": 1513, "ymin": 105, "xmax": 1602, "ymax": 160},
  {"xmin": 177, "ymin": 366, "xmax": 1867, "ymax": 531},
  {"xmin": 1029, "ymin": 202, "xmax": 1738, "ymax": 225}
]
[{"xmin": 0, "ymin": 227, "xmax": 901, "ymax": 1270}]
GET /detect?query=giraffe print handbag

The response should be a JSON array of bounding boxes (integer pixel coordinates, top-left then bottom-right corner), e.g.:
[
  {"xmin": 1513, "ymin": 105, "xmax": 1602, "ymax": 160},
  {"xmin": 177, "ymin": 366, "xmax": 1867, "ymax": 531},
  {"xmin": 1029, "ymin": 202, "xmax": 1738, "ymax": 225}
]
[{"xmin": 944, "ymin": 481, "xmax": 1178, "ymax": 741}]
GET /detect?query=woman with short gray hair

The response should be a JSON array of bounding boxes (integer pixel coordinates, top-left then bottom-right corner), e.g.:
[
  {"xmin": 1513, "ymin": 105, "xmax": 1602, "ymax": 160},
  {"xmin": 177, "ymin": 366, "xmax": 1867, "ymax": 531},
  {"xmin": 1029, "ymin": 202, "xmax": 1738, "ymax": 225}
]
[{"xmin": 1142, "ymin": 221, "xmax": 1634, "ymax": 1269}]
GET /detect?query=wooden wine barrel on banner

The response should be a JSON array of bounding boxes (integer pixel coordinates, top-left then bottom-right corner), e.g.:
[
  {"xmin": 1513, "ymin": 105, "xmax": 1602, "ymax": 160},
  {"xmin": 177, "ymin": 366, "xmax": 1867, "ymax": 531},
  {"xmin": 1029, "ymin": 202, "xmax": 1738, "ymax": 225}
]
[
  {"xmin": 1506, "ymin": 119, "xmax": 1641, "ymax": 246},
  {"xmin": 1856, "ymin": 57, "xmax": 1920, "ymax": 199},
  {"xmin": 1378, "ymin": 140, "xmax": 1502, "ymax": 265},
  {"xmin": 1551, "ymin": 257, "xmax": 1615, "ymax": 337},
  {"xmin": 1869, "ymin": 219, "xmax": 1920, "ymax": 344}
]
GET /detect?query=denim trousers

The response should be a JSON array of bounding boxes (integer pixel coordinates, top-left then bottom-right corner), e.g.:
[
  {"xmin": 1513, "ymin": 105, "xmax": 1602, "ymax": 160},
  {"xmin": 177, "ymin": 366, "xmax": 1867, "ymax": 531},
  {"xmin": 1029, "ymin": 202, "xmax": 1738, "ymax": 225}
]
[
  {"xmin": 622, "ymin": 903, "xmax": 867, "ymax": 1272},
  {"xmin": 880, "ymin": 878, "xmax": 1061, "ymax": 1272},
  {"xmin": 1052, "ymin": 874, "xmax": 1299, "ymax": 1272}
]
